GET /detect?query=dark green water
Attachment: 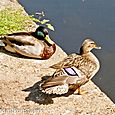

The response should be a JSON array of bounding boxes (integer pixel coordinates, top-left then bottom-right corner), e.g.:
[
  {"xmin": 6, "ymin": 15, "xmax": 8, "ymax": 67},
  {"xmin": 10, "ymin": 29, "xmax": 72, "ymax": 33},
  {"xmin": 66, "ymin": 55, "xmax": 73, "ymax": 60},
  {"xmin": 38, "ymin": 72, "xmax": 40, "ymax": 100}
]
[{"xmin": 19, "ymin": 0, "xmax": 115, "ymax": 102}]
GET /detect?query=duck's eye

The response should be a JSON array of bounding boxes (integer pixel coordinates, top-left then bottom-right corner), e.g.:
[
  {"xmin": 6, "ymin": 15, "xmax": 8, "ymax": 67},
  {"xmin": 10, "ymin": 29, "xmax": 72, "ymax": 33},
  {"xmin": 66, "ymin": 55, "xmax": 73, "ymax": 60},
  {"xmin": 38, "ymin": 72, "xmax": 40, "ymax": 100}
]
[
  {"xmin": 90, "ymin": 42, "xmax": 95, "ymax": 45},
  {"xmin": 37, "ymin": 31, "xmax": 45, "ymax": 38},
  {"xmin": 88, "ymin": 42, "xmax": 95, "ymax": 47}
]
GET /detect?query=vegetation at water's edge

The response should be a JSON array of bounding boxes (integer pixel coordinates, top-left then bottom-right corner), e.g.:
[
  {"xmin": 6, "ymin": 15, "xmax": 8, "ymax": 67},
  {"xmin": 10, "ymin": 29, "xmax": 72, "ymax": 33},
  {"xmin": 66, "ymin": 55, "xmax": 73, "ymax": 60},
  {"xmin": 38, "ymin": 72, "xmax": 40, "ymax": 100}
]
[
  {"xmin": 0, "ymin": 8, "xmax": 33, "ymax": 34},
  {"xmin": 0, "ymin": 7, "xmax": 54, "ymax": 34}
]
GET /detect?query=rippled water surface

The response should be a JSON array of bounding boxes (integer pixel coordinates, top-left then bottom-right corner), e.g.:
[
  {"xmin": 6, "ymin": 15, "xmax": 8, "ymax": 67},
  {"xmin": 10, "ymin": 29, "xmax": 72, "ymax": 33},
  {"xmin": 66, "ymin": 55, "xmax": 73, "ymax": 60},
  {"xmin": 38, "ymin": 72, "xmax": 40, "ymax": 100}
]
[{"xmin": 19, "ymin": 0, "xmax": 115, "ymax": 102}]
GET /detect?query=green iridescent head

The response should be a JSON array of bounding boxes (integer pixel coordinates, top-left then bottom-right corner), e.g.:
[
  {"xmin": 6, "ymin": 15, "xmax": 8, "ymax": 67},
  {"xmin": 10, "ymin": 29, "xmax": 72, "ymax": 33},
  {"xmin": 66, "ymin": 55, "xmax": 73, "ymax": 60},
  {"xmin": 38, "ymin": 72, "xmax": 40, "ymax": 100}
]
[{"xmin": 35, "ymin": 26, "xmax": 54, "ymax": 45}]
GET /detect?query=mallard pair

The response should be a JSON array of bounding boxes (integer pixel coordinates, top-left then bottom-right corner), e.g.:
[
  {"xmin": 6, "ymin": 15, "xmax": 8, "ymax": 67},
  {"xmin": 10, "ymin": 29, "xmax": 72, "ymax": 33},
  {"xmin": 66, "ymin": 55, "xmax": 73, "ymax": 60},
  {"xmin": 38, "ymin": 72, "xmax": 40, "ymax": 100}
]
[
  {"xmin": 0, "ymin": 26, "xmax": 101, "ymax": 95},
  {"xmin": 0, "ymin": 26, "xmax": 56, "ymax": 59},
  {"xmin": 41, "ymin": 39, "xmax": 101, "ymax": 95}
]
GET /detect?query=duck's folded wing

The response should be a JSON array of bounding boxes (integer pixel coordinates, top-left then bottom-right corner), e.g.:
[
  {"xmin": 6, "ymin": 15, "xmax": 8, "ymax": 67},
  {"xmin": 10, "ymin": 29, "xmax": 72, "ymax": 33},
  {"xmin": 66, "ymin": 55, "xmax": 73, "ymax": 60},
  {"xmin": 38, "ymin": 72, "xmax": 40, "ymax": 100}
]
[
  {"xmin": 41, "ymin": 74, "xmax": 87, "ymax": 95},
  {"xmin": 2, "ymin": 32, "xmax": 35, "ymax": 45},
  {"xmin": 41, "ymin": 75, "xmax": 70, "ymax": 95},
  {"xmin": 41, "ymin": 73, "xmax": 82, "ymax": 89},
  {"xmin": 12, "ymin": 44, "xmax": 43, "ymax": 58},
  {"xmin": 50, "ymin": 53, "xmax": 81, "ymax": 69},
  {"xmin": 41, "ymin": 75, "xmax": 68, "ymax": 89}
]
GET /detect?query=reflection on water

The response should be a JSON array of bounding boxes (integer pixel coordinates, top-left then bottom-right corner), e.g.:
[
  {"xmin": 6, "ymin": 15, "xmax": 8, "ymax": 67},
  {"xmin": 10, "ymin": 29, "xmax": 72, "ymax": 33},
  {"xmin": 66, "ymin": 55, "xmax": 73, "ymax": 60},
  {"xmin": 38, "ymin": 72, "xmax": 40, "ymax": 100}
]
[{"xmin": 19, "ymin": 0, "xmax": 115, "ymax": 102}]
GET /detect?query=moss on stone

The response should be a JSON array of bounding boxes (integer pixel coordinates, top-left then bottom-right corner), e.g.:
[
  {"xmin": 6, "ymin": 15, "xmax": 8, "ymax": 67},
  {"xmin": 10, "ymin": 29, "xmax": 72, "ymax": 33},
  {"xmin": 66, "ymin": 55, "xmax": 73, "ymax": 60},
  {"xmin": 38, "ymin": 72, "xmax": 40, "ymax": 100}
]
[{"xmin": 0, "ymin": 7, "xmax": 37, "ymax": 34}]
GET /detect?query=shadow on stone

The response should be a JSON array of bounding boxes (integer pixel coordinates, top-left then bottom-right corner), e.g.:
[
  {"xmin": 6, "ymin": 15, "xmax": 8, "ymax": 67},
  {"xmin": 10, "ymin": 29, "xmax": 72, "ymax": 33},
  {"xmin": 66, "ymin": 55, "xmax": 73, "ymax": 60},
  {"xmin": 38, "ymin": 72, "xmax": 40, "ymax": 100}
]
[
  {"xmin": 22, "ymin": 78, "xmax": 75, "ymax": 105},
  {"xmin": 22, "ymin": 80, "xmax": 54, "ymax": 105}
]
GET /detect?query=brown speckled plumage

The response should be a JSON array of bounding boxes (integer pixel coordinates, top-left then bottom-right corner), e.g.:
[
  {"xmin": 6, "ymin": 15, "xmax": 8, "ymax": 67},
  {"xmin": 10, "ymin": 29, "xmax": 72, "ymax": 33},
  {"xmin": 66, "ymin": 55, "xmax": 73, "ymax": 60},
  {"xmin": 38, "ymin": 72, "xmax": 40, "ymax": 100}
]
[{"xmin": 41, "ymin": 38, "xmax": 101, "ymax": 95}]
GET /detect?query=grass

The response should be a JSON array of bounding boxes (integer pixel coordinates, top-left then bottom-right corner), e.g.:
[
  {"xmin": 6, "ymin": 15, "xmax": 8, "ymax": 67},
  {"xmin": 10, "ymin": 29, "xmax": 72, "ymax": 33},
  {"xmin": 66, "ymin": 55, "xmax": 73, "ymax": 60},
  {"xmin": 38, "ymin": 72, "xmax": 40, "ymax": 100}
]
[
  {"xmin": 0, "ymin": 7, "xmax": 54, "ymax": 35},
  {"xmin": 0, "ymin": 7, "xmax": 37, "ymax": 34}
]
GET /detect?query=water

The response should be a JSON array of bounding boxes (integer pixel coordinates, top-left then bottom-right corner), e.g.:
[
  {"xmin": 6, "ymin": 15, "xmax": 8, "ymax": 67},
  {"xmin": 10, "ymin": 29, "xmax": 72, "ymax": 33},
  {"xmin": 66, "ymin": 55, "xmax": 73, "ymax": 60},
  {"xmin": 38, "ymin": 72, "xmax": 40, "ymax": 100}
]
[{"xmin": 19, "ymin": 0, "xmax": 115, "ymax": 102}]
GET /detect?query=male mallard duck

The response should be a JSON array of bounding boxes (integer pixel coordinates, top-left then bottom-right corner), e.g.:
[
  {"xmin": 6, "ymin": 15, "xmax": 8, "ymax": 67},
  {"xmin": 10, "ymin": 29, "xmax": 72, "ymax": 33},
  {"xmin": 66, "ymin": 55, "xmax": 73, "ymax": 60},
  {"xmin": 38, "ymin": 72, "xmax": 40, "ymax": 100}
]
[
  {"xmin": 0, "ymin": 26, "xmax": 56, "ymax": 59},
  {"xmin": 41, "ymin": 38, "xmax": 101, "ymax": 95}
]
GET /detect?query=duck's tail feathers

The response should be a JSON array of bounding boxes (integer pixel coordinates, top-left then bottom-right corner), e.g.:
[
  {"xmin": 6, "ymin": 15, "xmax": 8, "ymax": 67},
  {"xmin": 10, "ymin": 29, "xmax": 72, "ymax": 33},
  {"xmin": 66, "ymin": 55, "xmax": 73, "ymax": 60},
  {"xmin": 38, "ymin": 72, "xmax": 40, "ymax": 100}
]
[
  {"xmin": 0, "ymin": 35, "xmax": 7, "ymax": 46},
  {"xmin": 0, "ymin": 40, "xmax": 5, "ymax": 46},
  {"xmin": 0, "ymin": 35, "xmax": 6, "ymax": 39}
]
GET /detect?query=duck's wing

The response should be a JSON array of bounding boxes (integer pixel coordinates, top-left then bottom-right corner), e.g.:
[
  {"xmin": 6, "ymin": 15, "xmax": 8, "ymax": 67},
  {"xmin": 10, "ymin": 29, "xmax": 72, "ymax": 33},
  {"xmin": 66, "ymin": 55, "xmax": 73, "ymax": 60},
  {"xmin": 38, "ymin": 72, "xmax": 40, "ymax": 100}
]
[
  {"xmin": 41, "ymin": 67, "xmax": 88, "ymax": 94},
  {"xmin": 42, "ymin": 66, "xmax": 83, "ymax": 89},
  {"xmin": 50, "ymin": 53, "xmax": 82, "ymax": 69},
  {"xmin": 41, "ymin": 75, "xmax": 69, "ymax": 89},
  {"xmin": 41, "ymin": 75, "xmax": 70, "ymax": 94},
  {"xmin": 1, "ymin": 32, "xmax": 36, "ymax": 45}
]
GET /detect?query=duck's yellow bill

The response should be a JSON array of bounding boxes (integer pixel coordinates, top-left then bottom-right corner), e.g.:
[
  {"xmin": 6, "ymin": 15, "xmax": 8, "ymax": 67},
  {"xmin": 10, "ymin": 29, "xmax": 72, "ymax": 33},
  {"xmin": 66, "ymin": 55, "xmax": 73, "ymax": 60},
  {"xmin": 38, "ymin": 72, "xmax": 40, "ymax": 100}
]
[{"xmin": 44, "ymin": 35, "xmax": 54, "ymax": 45}]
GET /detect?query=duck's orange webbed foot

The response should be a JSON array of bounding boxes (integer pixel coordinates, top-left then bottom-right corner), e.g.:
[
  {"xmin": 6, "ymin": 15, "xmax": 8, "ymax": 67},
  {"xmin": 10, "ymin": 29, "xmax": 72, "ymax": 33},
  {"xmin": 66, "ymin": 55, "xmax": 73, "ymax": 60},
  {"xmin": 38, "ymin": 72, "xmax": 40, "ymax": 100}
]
[{"xmin": 74, "ymin": 87, "xmax": 88, "ymax": 95}]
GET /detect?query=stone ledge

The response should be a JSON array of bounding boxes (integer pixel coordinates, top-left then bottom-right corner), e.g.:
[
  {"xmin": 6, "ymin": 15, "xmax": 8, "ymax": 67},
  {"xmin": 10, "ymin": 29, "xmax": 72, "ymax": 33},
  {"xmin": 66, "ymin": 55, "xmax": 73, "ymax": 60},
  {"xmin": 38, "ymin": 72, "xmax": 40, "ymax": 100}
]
[{"xmin": 0, "ymin": 0, "xmax": 114, "ymax": 115}]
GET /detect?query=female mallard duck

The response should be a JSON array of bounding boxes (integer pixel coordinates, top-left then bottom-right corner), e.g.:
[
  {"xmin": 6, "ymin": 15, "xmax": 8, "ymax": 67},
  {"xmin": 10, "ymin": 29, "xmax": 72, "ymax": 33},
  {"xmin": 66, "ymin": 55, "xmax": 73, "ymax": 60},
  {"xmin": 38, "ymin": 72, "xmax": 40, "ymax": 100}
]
[
  {"xmin": 41, "ymin": 38, "xmax": 101, "ymax": 95},
  {"xmin": 0, "ymin": 26, "xmax": 56, "ymax": 59}
]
